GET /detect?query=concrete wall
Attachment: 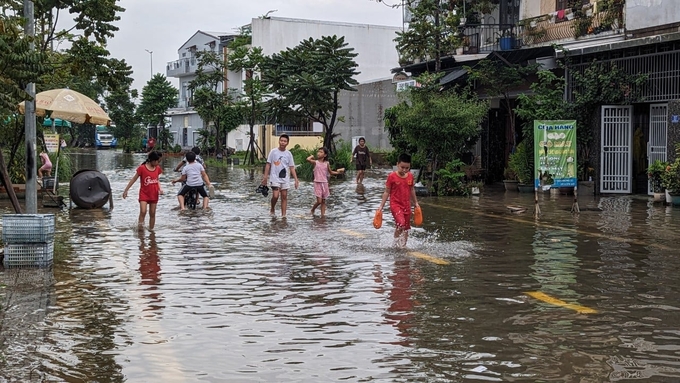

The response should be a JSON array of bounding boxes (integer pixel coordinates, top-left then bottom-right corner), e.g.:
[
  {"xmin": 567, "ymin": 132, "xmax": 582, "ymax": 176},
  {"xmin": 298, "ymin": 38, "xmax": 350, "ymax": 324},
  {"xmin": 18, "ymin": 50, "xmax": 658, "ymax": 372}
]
[
  {"xmin": 251, "ymin": 17, "xmax": 401, "ymax": 83},
  {"xmin": 626, "ymin": 0, "xmax": 680, "ymax": 32},
  {"xmin": 169, "ymin": 113, "xmax": 204, "ymax": 147},
  {"xmin": 334, "ymin": 78, "xmax": 399, "ymax": 150}
]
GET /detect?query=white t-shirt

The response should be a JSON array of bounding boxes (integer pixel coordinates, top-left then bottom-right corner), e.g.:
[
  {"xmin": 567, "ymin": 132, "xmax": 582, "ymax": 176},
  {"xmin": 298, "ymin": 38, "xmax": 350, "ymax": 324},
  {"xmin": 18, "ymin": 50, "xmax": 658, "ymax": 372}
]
[
  {"xmin": 182, "ymin": 162, "xmax": 205, "ymax": 187},
  {"xmin": 266, "ymin": 148, "xmax": 295, "ymax": 184}
]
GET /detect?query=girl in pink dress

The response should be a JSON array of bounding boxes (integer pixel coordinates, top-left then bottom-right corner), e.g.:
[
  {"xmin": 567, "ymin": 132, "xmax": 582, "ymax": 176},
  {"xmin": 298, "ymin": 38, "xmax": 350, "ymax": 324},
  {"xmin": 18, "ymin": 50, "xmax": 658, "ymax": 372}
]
[
  {"xmin": 123, "ymin": 151, "xmax": 164, "ymax": 230},
  {"xmin": 306, "ymin": 147, "xmax": 345, "ymax": 217},
  {"xmin": 38, "ymin": 152, "xmax": 52, "ymax": 178}
]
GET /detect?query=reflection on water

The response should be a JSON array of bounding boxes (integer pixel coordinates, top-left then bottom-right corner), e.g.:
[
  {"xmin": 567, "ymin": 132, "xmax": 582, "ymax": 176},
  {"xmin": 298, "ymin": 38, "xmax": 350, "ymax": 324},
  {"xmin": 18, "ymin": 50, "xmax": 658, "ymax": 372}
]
[{"xmin": 2, "ymin": 150, "xmax": 680, "ymax": 381}]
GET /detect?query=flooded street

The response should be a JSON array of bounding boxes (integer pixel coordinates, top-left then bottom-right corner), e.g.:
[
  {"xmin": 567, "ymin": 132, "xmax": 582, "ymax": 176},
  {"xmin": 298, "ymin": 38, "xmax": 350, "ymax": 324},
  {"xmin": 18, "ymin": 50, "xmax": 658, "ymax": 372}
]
[{"xmin": 2, "ymin": 149, "xmax": 680, "ymax": 382}]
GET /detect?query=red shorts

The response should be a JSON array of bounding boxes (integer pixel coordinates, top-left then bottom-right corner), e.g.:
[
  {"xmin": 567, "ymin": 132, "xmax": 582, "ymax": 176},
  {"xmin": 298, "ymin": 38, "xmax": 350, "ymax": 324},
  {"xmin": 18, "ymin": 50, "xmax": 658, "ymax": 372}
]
[{"xmin": 390, "ymin": 205, "xmax": 411, "ymax": 230}]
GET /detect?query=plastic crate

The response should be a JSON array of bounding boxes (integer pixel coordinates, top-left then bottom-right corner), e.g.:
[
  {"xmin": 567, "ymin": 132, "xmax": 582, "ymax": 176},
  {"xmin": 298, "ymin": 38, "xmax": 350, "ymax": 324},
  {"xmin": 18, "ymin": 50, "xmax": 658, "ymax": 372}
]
[
  {"xmin": 3, "ymin": 242, "xmax": 54, "ymax": 268},
  {"xmin": 42, "ymin": 176, "xmax": 57, "ymax": 190},
  {"xmin": 2, "ymin": 214, "xmax": 55, "ymax": 243}
]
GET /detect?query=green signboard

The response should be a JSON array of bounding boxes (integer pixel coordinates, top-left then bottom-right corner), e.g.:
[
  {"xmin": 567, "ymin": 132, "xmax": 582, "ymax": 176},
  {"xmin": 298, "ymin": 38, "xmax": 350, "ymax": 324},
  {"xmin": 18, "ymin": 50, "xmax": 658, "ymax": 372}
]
[{"xmin": 534, "ymin": 120, "xmax": 577, "ymax": 188}]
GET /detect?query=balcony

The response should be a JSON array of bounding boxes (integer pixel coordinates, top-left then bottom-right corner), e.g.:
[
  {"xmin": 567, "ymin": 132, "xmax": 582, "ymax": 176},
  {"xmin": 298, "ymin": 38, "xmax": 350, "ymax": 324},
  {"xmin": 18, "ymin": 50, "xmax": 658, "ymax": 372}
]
[
  {"xmin": 166, "ymin": 58, "xmax": 198, "ymax": 78},
  {"xmin": 453, "ymin": 24, "xmax": 522, "ymax": 55},
  {"xmin": 518, "ymin": 1, "xmax": 624, "ymax": 48}
]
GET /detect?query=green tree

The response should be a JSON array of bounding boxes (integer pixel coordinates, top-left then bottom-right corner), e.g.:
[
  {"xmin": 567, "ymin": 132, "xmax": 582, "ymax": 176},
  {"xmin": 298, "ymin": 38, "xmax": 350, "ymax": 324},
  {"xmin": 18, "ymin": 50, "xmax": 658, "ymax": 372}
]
[
  {"xmin": 262, "ymin": 35, "xmax": 359, "ymax": 153},
  {"xmin": 384, "ymin": 73, "xmax": 488, "ymax": 194},
  {"xmin": 137, "ymin": 74, "xmax": 177, "ymax": 149},
  {"xmin": 189, "ymin": 50, "xmax": 241, "ymax": 157},
  {"xmin": 105, "ymin": 86, "xmax": 140, "ymax": 153},
  {"xmin": 228, "ymin": 37, "xmax": 268, "ymax": 164},
  {"xmin": 396, "ymin": 0, "xmax": 463, "ymax": 71},
  {"xmin": 466, "ymin": 59, "xmax": 539, "ymax": 150}
]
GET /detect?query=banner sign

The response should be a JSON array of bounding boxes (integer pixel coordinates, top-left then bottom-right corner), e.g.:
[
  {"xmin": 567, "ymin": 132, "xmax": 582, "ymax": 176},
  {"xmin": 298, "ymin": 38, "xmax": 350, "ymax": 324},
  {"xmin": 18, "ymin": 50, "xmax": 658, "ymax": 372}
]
[
  {"xmin": 44, "ymin": 133, "xmax": 60, "ymax": 154},
  {"xmin": 534, "ymin": 120, "xmax": 577, "ymax": 188}
]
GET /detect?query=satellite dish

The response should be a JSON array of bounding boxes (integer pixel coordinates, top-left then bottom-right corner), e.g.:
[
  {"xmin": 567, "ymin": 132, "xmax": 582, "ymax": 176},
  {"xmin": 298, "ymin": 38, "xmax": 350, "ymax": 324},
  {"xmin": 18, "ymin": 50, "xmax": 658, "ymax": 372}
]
[{"xmin": 69, "ymin": 169, "xmax": 112, "ymax": 209}]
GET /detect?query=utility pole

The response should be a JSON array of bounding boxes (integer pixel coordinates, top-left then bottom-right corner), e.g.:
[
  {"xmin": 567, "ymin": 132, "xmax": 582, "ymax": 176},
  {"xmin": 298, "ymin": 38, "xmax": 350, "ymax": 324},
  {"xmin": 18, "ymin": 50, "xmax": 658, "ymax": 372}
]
[
  {"xmin": 24, "ymin": 0, "xmax": 37, "ymax": 214},
  {"xmin": 145, "ymin": 49, "xmax": 153, "ymax": 79}
]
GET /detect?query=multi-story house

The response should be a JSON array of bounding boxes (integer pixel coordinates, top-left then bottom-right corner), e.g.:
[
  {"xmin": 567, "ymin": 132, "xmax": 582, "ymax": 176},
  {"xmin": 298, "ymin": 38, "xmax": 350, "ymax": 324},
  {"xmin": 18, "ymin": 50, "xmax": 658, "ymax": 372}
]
[
  {"xmin": 395, "ymin": 0, "xmax": 680, "ymax": 195},
  {"xmin": 166, "ymin": 17, "xmax": 401, "ymax": 155},
  {"xmin": 165, "ymin": 30, "xmax": 230, "ymax": 148}
]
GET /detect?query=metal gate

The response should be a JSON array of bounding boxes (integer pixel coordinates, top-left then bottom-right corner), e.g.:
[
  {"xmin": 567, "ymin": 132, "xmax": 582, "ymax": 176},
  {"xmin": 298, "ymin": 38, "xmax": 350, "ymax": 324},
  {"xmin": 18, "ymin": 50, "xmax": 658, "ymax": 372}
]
[
  {"xmin": 647, "ymin": 103, "xmax": 668, "ymax": 194},
  {"xmin": 601, "ymin": 106, "xmax": 633, "ymax": 193}
]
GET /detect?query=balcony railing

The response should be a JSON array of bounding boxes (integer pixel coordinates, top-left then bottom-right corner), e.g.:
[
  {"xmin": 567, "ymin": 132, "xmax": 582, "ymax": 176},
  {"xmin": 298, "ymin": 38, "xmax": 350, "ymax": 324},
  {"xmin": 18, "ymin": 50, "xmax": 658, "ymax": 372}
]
[
  {"xmin": 274, "ymin": 124, "xmax": 322, "ymax": 136},
  {"xmin": 519, "ymin": 2, "xmax": 624, "ymax": 47},
  {"xmin": 452, "ymin": 24, "xmax": 522, "ymax": 54}
]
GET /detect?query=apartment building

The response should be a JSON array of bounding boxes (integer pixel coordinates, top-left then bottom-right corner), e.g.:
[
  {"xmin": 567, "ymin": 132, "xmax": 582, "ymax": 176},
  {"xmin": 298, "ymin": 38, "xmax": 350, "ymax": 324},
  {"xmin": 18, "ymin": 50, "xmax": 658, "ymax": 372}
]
[{"xmin": 166, "ymin": 17, "xmax": 401, "ymax": 153}]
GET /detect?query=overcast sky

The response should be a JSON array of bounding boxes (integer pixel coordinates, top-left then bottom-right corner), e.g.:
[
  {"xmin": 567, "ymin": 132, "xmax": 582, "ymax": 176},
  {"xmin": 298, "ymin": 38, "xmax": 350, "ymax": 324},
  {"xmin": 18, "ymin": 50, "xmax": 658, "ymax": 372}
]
[{"xmin": 106, "ymin": 0, "xmax": 404, "ymax": 93}]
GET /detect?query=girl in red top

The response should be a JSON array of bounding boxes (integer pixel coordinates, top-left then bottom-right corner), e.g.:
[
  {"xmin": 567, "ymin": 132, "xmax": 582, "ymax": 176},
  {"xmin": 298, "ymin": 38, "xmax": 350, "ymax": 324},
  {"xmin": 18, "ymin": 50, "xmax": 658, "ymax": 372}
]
[
  {"xmin": 377, "ymin": 153, "xmax": 420, "ymax": 247},
  {"xmin": 123, "ymin": 151, "xmax": 164, "ymax": 230}
]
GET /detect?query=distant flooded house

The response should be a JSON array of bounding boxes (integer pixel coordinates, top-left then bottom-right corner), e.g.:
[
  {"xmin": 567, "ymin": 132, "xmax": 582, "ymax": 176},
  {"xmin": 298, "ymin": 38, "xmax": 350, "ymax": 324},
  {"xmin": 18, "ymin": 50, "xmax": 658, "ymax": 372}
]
[{"xmin": 393, "ymin": 0, "xmax": 680, "ymax": 195}]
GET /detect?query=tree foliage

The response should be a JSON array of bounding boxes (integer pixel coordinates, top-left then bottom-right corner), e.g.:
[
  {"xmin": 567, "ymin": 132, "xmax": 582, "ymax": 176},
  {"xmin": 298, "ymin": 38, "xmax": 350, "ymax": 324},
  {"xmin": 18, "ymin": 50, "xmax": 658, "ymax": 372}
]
[
  {"xmin": 105, "ymin": 86, "xmax": 140, "ymax": 153},
  {"xmin": 384, "ymin": 73, "xmax": 488, "ymax": 194},
  {"xmin": 466, "ymin": 58, "xmax": 538, "ymax": 149},
  {"xmin": 137, "ymin": 74, "xmax": 177, "ymax": 126},
  {"xmin": 136, "ymin": 74, "xmax": 177, "ymax": 150},
  {"xmin": 229, "ymin": 41, "xmax": 268, "ymax": 164},
  {"xmin": 189, "ymin": 50, "xmax": 241, "ymax": 157},
  {"xmin": 262, "ymin": 35, "xmax": 359, "ymax": 153},
  {"xmin": 396, "ymin": 0, "xmax": 461, "ymax": 71}
]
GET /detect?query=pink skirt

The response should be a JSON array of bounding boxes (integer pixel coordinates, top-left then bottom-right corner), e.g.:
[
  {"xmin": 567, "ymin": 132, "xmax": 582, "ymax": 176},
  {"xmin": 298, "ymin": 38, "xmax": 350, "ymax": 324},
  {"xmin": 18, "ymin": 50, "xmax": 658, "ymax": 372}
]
[{"xmin": 314, "ymin": 182, "xmax": 330, "ymax": 199}]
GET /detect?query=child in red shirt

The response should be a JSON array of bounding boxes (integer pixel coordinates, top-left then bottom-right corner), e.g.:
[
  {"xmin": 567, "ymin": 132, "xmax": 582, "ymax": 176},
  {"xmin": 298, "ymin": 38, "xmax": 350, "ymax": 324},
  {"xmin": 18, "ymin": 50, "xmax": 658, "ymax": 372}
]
[
  {"xmin": 377, "ymin": 153, "xmax": 420, "ymax": 247},
  {"xmin": 123, "ymin": 151, "xmax": 164, "ymax": 230}
]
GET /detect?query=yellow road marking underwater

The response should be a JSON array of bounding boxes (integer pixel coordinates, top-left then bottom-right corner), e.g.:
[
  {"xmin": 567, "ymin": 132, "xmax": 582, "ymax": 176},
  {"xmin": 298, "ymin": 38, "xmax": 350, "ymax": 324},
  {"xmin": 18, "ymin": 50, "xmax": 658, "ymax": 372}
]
[
  {"xmin": 339, "ymin": 229, "xmax": 366, "ymax": 238},
  {"xmin": 525, "ymin": 291, "xmax": 597, "ymax": 314},
  {"xmin": 408, "ymin": 251, "xmax": 450, "ymax": 265}
]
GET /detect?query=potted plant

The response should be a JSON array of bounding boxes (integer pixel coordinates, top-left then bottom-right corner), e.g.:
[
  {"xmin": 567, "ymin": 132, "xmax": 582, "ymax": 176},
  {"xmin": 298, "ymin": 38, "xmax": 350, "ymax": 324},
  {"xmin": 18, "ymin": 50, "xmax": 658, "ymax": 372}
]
[
  {"xmin": 647, "ymin": 159, "xmax": 667, "ymax": 202},
  {"xmin": 660, "ymin": 144, "xmax": 680, "ymax": 205},
  {"xmin": 503, "ymin": 167, "xmax": 518, "ymax": 191},
  {"xmin": 509, "ymin": 142, "xmax": 534, "ymax": 193},
  {"xmin": 497, "ymin": 29, "xmax": 515, "ymax": 51}
]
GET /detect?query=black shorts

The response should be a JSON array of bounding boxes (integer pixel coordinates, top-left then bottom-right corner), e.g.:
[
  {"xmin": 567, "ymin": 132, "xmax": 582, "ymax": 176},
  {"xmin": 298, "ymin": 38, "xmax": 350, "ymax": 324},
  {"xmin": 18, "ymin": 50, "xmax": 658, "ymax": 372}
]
[
  {"xmin": 179, "ymin": 184, "xmax": 208, "ymax": 198},
  {"xmin": 356, "ymin": 164, "xmax": 367, "ymax": 171}
]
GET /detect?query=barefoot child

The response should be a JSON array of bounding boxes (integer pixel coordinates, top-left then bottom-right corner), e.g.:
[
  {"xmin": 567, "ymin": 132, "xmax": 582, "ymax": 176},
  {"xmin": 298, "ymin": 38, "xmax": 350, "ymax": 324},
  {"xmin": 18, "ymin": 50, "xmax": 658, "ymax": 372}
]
[
  {"xmin": 307, "ymin": 147, "xmax": 345, "ymax": 217},
  {"xmin": 376, "ymin": 153, "xmax": 420, "ymax": 247},
  {"xmin": 123, "ymin": 151, "xmax": 164, "ymax": 230},
  {"xmin": 352, "ymin": 137, "xmax": 372, "ymax": 184},
  {"xmin": 38, "ymin": 151, "xmax": 52, "ymax": 178}
]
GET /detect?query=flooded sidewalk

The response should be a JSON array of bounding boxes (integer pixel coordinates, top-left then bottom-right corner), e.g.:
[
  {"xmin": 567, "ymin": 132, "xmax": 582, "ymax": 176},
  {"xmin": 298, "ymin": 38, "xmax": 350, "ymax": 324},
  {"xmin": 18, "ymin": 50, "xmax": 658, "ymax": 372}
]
[{"xmin": 1, "ymin": 150, "xmax": 680, "ymax": 382}]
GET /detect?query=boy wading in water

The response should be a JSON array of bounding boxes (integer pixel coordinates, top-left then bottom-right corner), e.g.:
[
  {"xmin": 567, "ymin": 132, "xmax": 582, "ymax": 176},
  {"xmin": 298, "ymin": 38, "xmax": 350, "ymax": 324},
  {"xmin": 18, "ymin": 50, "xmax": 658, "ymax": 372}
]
[
  {"xmin": 306, "ymin": 147, "xmax": 345, "ymax": 217},
  {"xmin": 261, "ymin": 134, "xmax": 300, "ymax": 217},
  {"xmin": 352, "ymin": 137, "xmax": 372, "ymax": 184},
  {"xmin": 377, "ymin": 153, "xmax": 420, "ymax": 247}
]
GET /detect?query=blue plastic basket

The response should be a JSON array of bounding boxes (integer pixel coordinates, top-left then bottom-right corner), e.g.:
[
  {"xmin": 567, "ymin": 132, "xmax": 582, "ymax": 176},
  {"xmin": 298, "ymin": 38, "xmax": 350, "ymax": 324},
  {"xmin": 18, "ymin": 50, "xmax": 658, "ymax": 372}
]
[{"xmin": 2, "ymin": 214, "xmax": 55, "ymax": 243}]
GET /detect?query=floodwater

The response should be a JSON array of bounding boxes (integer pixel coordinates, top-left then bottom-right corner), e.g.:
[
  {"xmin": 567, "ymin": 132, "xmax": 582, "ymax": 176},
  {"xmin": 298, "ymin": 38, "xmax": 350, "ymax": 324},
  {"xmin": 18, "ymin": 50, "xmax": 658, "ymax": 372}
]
[{"xmin": 2, "ymin": 150, "xmax": 680, "ymax": 382}]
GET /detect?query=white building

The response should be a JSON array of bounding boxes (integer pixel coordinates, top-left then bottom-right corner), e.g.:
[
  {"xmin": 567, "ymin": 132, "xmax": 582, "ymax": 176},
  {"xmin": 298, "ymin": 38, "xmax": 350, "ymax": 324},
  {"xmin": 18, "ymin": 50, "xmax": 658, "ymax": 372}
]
[
  {"xmin": 165, "ymin": 17, "xmax": 401, "ymax": 152},
  {"xmin": 165, "ymin": 30, "xmax": 229, "ymax": 148}
]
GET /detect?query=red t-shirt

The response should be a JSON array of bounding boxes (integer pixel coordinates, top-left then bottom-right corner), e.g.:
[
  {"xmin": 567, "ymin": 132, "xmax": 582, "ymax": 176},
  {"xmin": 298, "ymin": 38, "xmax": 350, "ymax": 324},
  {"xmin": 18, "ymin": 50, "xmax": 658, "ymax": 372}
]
[
  {"xmin": 386, "ymin": 171, "xmax": 414, "ymax": 211},
  {"xmin": 147, "ymin": 137, "xmax": 156, "ymax": 149},
  {"xmin": 136, "ymin": 163, "xmax": 162, "ymax": 202}
]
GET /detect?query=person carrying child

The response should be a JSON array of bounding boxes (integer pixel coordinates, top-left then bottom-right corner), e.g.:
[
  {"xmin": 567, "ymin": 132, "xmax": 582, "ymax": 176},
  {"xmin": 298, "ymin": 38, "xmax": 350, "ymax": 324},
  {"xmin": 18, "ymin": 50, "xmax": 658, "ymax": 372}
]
[
  {"xmin": 171, "ymin": 151, "xmax": 212, "ymax": 210},
  {"xmin": 123, "ymin": 151, "xmax": 164, "ymax": 230},
  {"xmin": 376, "ymin": 153, "xmax": 420, "ymax": 247},
  {"xmin": 306, "ymin": 147, "xmax": 345, "ymax": 217}
]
